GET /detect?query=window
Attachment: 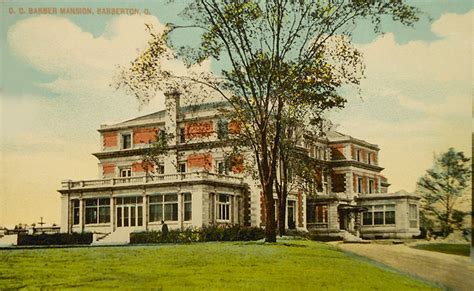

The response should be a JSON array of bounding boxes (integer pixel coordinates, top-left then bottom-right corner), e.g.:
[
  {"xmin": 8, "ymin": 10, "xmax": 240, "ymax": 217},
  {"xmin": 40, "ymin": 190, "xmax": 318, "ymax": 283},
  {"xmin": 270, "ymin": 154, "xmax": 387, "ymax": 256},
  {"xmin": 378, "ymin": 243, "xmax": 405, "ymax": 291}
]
[
  {"xmin": 184, "ymin": 193, "xmax": 192, "ymax": 221},
  {"xmin": 149, "ymin": 194, "xmax": 178, "ymax": 222},
  {"xmin": 368, "ymin": 179, "xmax": 374, "ymax": 194},
  {"xmin": 116, "ymin": 197, "xmax": 143, "ymax": 227},
  {"xmin": 179, "ymin": 128, "xmax": 186, "ymax": 143},
  {"xmin": 356, "ymin": 149, "xmax": 361, "ymax": 161},
  {"xmin": 72, "ymin": 200, "xmax": 80, "ymax": 225},
  {"xmin": 217, "ymin": 194, "xmax": 231, "ymax": 222},
  {"xmin": 120, "ymin": 168, "xmax": 132, "ymax": 177},
  {"xmin": 122, "ymin": 133, "xmax": 132, "ymax": 149},
  {"xmin": 315, "ymin": 204, "xmax": 328, "ymax": 223},
  {"xmin": 385, "ymin": 205, "xmax": 396, "ymax": 224},
  {"xmin": 178, "ymin": 163, "xmax": 186, "ymax": 173},
  {"xmin": 368, "ymin": 153, "xmax": 372, "ymax": 165},
  {"xmin": 363, "ymin": 210, "xmax": 372, "ymax": 225},
  {"xmin": 357, "ymin": 177, "xmax": 363, "ymax": 193},
  {"xmin": 409, "ymin": 204, "xmax": 418, "ymax": 228},
  {"xmin": 363, "ymin": 205, "xmax": 396, "ymax": 225},
  {"xmin": 373, "ymin": 205, "xmax": 384, "ymax": 225},
  {"xmin": 287, "ymin": 201, "xmax": 296, "ymax": 229},
  {"xmin": 157, "ymin": 164, "xmax": 165, "ymax": 174},
  {"xmin": 217, "ymin": 119, "xmax": 228, "ymax": 139},
  {"xmin": 216, "ymin": 160, "xmax": 228, "ymax": 174},
  {"xmin": 85, "ymin": 198, "xmax": 110, "ymax": 224}
]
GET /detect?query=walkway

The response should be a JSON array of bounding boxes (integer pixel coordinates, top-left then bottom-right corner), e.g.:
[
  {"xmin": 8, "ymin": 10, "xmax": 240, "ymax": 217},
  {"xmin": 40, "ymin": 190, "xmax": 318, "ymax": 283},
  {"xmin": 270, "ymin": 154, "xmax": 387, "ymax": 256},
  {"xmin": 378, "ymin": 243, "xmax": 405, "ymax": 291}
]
[{"xmin": 337, "ymin": 242, "xmax": 474, "ymax": 291}]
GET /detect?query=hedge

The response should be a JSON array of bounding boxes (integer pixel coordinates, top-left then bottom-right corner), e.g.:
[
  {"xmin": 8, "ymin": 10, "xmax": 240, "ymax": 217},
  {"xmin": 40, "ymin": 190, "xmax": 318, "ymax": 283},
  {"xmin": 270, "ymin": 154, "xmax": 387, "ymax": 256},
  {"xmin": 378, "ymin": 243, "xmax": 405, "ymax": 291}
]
[
  {"xmin": 130, "ymin": 225, "xmax": 265, "ymax": 244},
  {"xmin": 17, "ymin": 233, "xmax": 93, "ymax": 246}
]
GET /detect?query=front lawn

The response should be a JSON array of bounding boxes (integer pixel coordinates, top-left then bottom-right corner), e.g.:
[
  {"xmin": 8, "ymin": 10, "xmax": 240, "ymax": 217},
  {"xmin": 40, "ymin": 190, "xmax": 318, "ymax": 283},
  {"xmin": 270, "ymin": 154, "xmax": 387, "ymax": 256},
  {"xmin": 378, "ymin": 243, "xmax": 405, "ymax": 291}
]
[
  {"xmin": 0, "ymin": 240, "xmax": 436, "ymax": 289},
  {"xmin": 412, "ymin": 243, "xmax": 470, "ymax": 257}
]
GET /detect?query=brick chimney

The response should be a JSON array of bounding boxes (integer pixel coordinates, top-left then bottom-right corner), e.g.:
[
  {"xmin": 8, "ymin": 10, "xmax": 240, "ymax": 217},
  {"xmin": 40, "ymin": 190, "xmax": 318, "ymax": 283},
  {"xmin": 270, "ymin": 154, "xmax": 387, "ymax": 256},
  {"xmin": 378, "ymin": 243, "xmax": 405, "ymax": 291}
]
[
  {"xmin": 164, "ymin": 90, "xmax": 180, "ymax": 174},
  {"xmin": 164, "ymin": 89, "xmax": 180, "ymax": 146}
]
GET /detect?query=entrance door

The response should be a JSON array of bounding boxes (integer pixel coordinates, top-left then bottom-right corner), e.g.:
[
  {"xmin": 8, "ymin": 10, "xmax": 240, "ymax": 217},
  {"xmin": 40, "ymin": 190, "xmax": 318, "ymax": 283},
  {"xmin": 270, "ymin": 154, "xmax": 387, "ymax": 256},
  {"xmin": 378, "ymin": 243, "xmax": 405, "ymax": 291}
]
[
  {"xmin": 339, "ymin": 210, "xmax": 348, "ymax": 230},
  {"xmin": 116, "ymin": 197, "xmax": 143, "ymax": 227}
]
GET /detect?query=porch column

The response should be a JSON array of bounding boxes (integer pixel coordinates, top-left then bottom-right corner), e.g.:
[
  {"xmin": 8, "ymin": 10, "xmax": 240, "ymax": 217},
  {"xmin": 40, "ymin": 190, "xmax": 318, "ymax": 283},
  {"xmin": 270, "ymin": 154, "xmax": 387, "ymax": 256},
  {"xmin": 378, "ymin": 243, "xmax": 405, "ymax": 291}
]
[{"xmin": 192, "ymin": 185, "xmax": 204, "ymax": 226}]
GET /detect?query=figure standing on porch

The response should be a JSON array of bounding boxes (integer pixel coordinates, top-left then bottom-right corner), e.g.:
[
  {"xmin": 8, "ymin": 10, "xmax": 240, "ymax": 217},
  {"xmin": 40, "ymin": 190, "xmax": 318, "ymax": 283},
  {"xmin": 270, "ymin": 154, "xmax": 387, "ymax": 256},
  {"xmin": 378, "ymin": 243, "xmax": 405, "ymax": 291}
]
[{"xmin": 161, "ymin": 220, "xmax": 169, "ymax": 241}]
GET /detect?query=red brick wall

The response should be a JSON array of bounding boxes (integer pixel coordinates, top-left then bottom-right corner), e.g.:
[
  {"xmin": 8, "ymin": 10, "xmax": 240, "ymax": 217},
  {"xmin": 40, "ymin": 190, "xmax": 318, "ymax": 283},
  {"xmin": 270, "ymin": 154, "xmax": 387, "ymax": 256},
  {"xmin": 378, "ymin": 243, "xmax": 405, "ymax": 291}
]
[
  {"xmin": 103, "ymin": 132, "xmax": 117, "ymax": 148},
  {"xmin": 133, "ymin": 127, "xmax": 158, "ymax": 144},
  {"xmin": 353, "ymin": 174, "xmax": 357, "ymax": 191},
  {"xmin": 228, "ymin": 120, "xmax": 241, "ymax": 134},
  {"xmin": 102, "ymin": 163, "xmax": 115, "ymax": 175},
  {"xmin": 132, "ymin": 161, "xmax": 154, "ymax": 173},
  {"xmin": 187, "ymin": 153, "xmax": 213, "ymax": 170},
  {"xmin": 330, "ymin": 144, "xmax": 345, "ymax": 160},
  {"xmin": 372, "ymin": 152, "xmax": 378, "ymax": 164},
  {"xmin": 231, "ymin": 155, "xmax": 244, "ymax": 173},
  {"xmin": 360, "ymin": 149, "xmax": 366, "ymax": 163},
  {"xmin": 185, "ymin": 120, "xmax": 214, "ymax": 139},
  {"xmin": 362, "ymin": 176, "xmax": 367, "ymax": 193},
  {"xmin": 297, "ymin": 192, "xmax": 303, "ymax": 227}
]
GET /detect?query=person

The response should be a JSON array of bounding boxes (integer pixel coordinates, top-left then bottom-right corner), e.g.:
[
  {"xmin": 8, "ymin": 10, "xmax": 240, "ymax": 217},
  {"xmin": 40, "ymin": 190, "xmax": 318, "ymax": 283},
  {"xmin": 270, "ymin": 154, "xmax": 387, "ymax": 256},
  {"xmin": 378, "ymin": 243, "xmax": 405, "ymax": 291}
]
[{"xmin": 161, "ymin": 220, "xmax": 169, "ymax": 240}]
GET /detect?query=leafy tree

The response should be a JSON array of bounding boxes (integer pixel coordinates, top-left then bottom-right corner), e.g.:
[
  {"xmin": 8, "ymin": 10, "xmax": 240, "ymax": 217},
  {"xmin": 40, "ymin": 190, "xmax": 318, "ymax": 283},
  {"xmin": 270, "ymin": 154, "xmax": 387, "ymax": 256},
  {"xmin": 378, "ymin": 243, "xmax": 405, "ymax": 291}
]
[
  {"xmin": 116, "ymin": 0, "xmax": 419, "ymax": 242},
  {"xmin": 417, "ymin": 148, "xmax": 471, "ymax": 237},
  {"xmin": 274, "ymin": 107, "xmax": 331, "ymax": 235}
]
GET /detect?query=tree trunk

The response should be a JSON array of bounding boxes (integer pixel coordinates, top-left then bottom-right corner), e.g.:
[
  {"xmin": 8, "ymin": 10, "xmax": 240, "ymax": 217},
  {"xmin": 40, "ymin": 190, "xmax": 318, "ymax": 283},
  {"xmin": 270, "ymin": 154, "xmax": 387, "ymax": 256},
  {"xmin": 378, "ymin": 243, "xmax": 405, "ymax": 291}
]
[
  {"xmin": 444, "ymin": 197, "xmax": 451, "ymax": 237},
  {"xmin": 278, "ymin": 198, "xmax": 287, "ymax": 236},
  {"xmin": 264, "ymin": 181, "xmax": 277, "ymax": 242}
]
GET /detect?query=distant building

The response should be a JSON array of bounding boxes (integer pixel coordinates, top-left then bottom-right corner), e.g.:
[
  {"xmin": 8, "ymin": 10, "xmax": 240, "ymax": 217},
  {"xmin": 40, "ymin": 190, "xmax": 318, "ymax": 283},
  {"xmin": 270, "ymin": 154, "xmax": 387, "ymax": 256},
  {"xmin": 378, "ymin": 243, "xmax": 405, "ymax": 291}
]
[{"xmin": 58, "ymin": 92, "xmax": 420, "ymax": 240}]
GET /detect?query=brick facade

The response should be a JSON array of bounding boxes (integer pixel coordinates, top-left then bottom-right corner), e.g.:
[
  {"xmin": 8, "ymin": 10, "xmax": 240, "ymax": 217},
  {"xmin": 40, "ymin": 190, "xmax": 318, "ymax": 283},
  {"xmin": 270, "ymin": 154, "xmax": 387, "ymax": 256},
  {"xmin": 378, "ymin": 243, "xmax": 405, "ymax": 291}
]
[
  {"xmin": 133, "ymin": 127, "xmax": 158, "ymax": 144},
  {"xmin": 103, "ymin": 131, "xmax": 117, "ymax": 148}
]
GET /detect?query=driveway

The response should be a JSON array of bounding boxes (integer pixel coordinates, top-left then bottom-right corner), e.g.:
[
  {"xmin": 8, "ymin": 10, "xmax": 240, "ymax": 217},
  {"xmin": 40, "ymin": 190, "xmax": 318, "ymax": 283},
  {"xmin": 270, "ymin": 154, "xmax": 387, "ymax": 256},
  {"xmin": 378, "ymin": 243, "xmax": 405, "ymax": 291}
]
[{"xmin": 337, "ymin": 242, "xmax": 474, "ymax": 291}]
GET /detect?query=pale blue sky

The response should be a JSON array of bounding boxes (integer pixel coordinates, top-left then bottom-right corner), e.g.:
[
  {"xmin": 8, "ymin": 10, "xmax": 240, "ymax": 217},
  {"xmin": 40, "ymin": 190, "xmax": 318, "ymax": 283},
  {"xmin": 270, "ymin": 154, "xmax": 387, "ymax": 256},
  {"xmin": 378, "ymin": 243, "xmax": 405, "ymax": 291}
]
[{"xmin": 0, "ymin": 1, "xmax": 472, "ymax": 226}]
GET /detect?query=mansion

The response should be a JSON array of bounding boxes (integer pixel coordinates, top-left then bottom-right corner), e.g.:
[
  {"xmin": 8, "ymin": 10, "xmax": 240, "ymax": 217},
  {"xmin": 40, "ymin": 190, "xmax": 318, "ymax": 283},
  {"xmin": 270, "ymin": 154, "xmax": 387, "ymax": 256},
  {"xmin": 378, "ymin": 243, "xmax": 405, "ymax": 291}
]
[{"xmin": 58, "ymin": 92, "xmax": 420, "ymax": 242}]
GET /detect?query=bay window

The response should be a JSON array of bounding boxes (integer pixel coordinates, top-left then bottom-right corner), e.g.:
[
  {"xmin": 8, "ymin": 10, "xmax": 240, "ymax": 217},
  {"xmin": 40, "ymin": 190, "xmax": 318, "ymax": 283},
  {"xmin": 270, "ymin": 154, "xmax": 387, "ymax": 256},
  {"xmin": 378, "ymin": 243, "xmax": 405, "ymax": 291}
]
[{"xmin": 363, "ymin": 204, "xmax": 396, "ymax": 226}]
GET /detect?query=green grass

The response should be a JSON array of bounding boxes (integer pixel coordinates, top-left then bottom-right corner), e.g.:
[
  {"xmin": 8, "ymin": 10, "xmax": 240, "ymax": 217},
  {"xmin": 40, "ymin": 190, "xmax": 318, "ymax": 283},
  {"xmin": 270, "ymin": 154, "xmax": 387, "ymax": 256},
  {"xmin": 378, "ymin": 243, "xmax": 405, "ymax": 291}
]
[
  {"xmin": 412, "ymin": 243, "xmax": 470, "ymax": 257},
  {"xmin": 0, "ymin": 240, "xmax": 437, "ymax": 290}
]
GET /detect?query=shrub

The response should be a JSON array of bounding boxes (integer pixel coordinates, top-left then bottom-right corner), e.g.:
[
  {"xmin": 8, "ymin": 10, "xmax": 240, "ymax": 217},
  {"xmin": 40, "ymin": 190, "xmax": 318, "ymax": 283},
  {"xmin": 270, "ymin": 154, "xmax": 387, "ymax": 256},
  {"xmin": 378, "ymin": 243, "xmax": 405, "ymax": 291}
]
[
  {"xmin": 130, "ymin": 225, "xmax": 264, "ymax": 244},
  {"xmin": 17, "ymin": 232, "xmax": 93, "ymax": 246}
]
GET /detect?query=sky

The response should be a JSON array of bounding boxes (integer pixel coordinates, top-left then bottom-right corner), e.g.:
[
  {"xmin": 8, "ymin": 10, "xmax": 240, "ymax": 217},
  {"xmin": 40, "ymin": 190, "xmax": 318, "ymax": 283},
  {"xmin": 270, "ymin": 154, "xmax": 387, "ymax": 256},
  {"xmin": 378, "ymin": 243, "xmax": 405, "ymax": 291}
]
[{"xmin": 0, "ymin": 1, "xmax": 472, "ymax": 227}]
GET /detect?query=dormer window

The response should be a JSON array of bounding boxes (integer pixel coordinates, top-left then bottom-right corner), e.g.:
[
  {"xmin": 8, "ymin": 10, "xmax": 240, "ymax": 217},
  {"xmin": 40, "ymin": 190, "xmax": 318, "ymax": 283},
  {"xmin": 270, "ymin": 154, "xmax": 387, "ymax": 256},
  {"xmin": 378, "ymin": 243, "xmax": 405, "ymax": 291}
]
[
  {"xmin": 178, "ymin": 162, "xmax": 186, "ymax": 173},
  {"xmin": 122, "ymin": 133, "xmax": 132, "ymax": 149},
  {"xmin": 120, "ymin": 168, "xmax": 132, "ymax": 177},
  {"xmin": 179, "ymin": 128, "xmax": 186, "ymax": 143},
  {"xmin": 157, "ymin": 164, "xmax": 165, "ymax": 174},
  {"xmin": 216, "ymin": 160, "xmax": 229, "ymax": 174}
]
